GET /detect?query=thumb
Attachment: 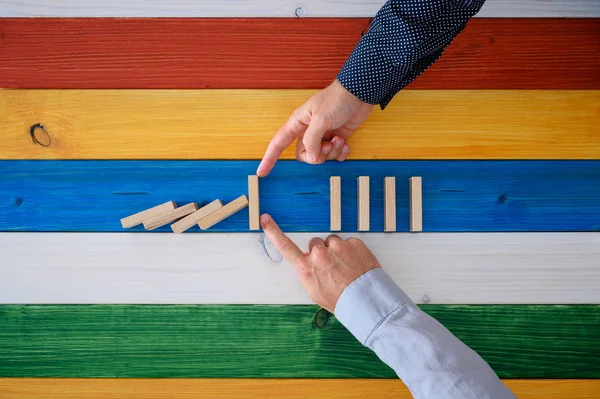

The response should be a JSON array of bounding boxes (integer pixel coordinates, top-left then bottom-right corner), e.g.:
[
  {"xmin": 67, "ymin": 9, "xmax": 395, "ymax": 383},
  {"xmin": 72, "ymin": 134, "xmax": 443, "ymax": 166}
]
[
  {"xmin": 260, "ymin": 214, "xmax": 304, "ymax": 265},
  {"xmin": 302, "ymin": 117, "xmax": 329, "ymax": 163}
]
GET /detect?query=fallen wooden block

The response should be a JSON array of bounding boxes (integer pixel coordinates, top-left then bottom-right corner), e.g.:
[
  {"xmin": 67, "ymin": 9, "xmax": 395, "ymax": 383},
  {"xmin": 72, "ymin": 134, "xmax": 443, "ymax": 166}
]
[
  {"xmin": 384, "ymin": 177, "xmax": 396, "ymax": 232},
  {"xmin": 143, "ymin": 202, "xmax": 198, "ymax": 230},
  {"xmin": 198, "ymin": 195, "xmax": 249, "ymax": 230},
  {"xmin": 330, "ymin": 176, "xmax": 341, "ymax": 231},
  {"xmin": 171, "ymin": 199, "xmax": 223, "ymax": 234},
  {"xmin": 410, "ymin": 176, "xmax": 423, "ymax": 232},
  {"xmin": 248, "ymin": 175, "xmax": 260, "ymax": 231},
  {"xmin": 120, "ymin": 201, "xmax": 176, "ymax": 228},
  {"xmin": 357, "ymin": 176, "xmax": 370, "ymax": 231}
]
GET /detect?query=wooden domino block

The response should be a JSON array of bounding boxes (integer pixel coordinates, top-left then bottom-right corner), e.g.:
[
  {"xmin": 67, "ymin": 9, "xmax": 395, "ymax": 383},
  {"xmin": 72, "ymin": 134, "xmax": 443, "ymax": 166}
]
[
  {"xmin": 120, "ymin": 201, "xmax": 176, "ymax": 228},
  {"xmin": 248, "ymin": 175, "xmax": 260, "ymax": 231},
  {"xmin": 330, "ymin": 176, "xmax": 341, "ymax": 231},
  {"xmin": 357, "ymin": 176, "xmax": 370, "ymax": 231},
  {"xmin": 410, "ymin": 176, "xmax": 423, "ymax": 232},
  {"xmin": 384, "ymin": 177, "xmax": 396, "ymax": 232},
  {"xmin": 143, "ymin": 202, "xmax": 198, "ymax": 230},
  {"xmin": 198, "ymin": 195, "xmax": 249, "ymax": 230},
  {"xmin": 171, "ymin": 199, "xmax": 223, "ymax": 234}
]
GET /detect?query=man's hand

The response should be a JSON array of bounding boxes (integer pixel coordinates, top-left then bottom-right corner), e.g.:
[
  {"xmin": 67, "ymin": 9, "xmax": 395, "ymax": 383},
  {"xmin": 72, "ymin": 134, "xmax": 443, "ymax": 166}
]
[
  {"xmin": 260, "ymin": 213, "xmax": 380, "ymax": 312},
  {"xmin": 256, "ymin": 80, "xmax": 374, "ymax": 177}
]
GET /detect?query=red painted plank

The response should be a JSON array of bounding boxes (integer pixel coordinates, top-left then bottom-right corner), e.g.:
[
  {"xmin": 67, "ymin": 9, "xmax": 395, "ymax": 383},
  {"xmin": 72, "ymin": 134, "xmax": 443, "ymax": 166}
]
[{"xmin": 0, "ymin": 18, "xmax": 598, "ymax": 89}]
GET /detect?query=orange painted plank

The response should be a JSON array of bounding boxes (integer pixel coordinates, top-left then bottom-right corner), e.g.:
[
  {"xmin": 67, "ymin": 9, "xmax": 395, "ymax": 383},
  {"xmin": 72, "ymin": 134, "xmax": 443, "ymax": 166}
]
[
  {"xmin": 0, "ymin": 18, "xmax": 598, "ymax": 89},
  {"xmin": 1, "ymin": 379, "xmax": 599, "ymax": 399}
]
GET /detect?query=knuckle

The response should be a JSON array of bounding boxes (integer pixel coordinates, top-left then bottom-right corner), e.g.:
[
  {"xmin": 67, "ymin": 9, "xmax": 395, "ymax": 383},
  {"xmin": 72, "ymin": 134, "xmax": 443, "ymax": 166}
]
[{"xmin": 346, "ymin": 237, "xmax": 364, "ymax": 246}]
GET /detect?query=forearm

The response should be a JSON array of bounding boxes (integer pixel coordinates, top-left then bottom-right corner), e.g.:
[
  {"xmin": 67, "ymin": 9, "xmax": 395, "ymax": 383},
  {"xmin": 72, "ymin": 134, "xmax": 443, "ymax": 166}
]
[
  {"xmin": 338, "ymin": 0, "xmax": 485, "ymax": 108},
  {"xmin": 335, "ymin": 269, "xmax": 516, "ymax": 399}
]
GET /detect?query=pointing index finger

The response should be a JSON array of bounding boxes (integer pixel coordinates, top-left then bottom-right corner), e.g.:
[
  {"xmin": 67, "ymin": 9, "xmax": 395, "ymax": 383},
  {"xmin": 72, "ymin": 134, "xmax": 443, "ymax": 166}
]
[
  {"xmin": 260, "ymin": 213, "xmax": 305, "ymax": 266},
  {"xmin": 257, "ymin": 117, "xmax": 307, "ymax": 177}
]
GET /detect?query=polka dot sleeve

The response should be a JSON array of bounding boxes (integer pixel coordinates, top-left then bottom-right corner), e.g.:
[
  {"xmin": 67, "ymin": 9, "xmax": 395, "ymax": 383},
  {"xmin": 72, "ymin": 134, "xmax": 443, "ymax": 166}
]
[{"xmin": 337, "ymin": 0, "xmax": 486, "ymax": 109}]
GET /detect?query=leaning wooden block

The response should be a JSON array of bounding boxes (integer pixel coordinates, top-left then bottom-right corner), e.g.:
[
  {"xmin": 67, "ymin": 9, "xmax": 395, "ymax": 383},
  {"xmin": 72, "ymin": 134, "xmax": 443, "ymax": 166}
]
[
  {"xmin": 198, "ymin": 195, "xmax": 249, "ymax": 230},
  {"xmin": 248, "ymin": 175, "xmax": 260, "ymax": 231},
  {"xmin": 143, "ymin": 202, "xmax": 198, "ymax": 230},
  {"xmin": 171, "ymin": 199, "xmax": 223, "ymax": 234},
  {"xmin": 357, "ymin": 176, "xmax": 370, "ymax": 231},
  {"xmin": 410, "ymin": 176, "xmax": 423, "ymax": 232},
  {"xmin": 120, "ymin": 201, "xmax": 176, "ymax": 228},
  {"xmin": 384, "ymin": 177, "xmax": 396, "ymax": 232},
  {"xmin": 330, "ymin": 176, "xmax": 341, "ymax": 231}
]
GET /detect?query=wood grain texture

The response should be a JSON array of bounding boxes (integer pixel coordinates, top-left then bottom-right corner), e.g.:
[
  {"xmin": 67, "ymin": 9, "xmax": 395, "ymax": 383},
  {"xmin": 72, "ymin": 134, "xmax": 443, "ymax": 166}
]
[
  {"xmin": 120, "ymin": 200, "xmax": 175, "ymax": 228},
  {"xmin": 384, "ymin": 177, "xmax": 396, "ymax": 232},
  {"xmin": 330, "ymin": 176, "xmax": 341, "ymax": 231},
  {"xmin": 171, "ymin": 199, "xmax": 223, "ymax": 234},
  {"xmin": 2, "ymin": 90, "xmax": 599, "ymax": 160},
  {"xmin": 409, "ymin": 177, "xmax": 423, "ymax": 232},
  {"xmin": 1, "ymin": 232, "xmax": 599, "ymax": 304},
  {"xmin": 0, "ymin": 305, "xmax": 598, "ymax": 378},
  {"xmin": 1, "ymin": 379, "xmax": 599, "ymax": 399},
  {"xmin": 1, "ymin": 160, "xmax": 599, "ymax": 232},
  {"xmin": 1, "ymin": 19, "xmax": 598, "ymax": 89},
  {"xmin": 248, "ymin": 176, "xmax": 260, "ymax": 231},
  {"xmin": 357, "ymin": 176, "xmax": 370, "ymax": 231},
  {"xmin": 2, "ymin": 0, "xmax": 599, "ymax": 17}
]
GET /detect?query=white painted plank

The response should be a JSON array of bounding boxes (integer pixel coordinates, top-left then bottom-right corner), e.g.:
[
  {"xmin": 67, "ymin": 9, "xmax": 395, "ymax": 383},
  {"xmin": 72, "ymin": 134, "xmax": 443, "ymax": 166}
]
[
  {"xmin": 1, "ymin": 233, "xmax": 599, "ymax": 305},
  {"xmin": 2, "ymin": 0, "xmax": 598, "ymax": 17}
]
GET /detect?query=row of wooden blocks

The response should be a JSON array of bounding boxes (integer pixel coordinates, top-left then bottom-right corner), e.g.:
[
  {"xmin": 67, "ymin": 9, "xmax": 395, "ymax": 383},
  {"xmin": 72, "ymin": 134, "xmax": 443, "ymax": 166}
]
[
  {"xmin": 330, "ymin": 176, "xmax": 422, "ymax": 232},
  {"xmin": 120, "ymin": 175, "xmax": 421, "ymax": 233},
  {"xmin": 120, "ymin": 176, "xmax": 261, "ymax": 233}
]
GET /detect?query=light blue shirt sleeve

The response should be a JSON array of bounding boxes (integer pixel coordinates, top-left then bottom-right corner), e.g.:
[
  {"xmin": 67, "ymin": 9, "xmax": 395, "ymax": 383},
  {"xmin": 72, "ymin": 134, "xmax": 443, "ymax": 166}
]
[{"xmin": 334, "ymin": 268, "xmax": 517, "ymax": 399}]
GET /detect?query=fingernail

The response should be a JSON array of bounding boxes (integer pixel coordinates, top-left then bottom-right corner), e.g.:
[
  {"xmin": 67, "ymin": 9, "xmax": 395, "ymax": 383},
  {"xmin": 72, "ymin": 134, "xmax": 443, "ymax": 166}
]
[
  {"xmin": 307, "ymin": 153, "xmax": 316, "ymax": 162},
  {"xmin": 260, "ymin": 214, "xmax": 270, "ymax": 226},
  {"xmin": 342, "ymin": 144, "xmax": 350, "ymax": 153},
  {"xmin": 323, "ymin": 145, "xmax": 332, "ymax": 155},
  {"xmin": 334, "ymin": 138, "xmax": 343, "ymax": 149}
]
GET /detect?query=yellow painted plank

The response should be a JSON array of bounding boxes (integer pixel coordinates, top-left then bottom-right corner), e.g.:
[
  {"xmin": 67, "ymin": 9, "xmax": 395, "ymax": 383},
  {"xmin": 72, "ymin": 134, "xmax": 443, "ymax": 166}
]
[
  {"xmin": 1, "ymin": 379, "xmax": 599, "ymax": 398},
  {"xmin": 1, "ymin": 90, "xmax": 598, "ymax": 160}
]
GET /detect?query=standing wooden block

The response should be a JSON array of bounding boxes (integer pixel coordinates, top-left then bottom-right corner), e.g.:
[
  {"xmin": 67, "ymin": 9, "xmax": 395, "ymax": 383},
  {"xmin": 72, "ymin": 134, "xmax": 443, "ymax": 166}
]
[
  {"xmin": 248, "ymin": 175, "xmax": 260, "ymax": 231},
  {"xmin": 330, "ymin": 176, "xmax": 341, "ymax": 231},
  {"xmin": 143, "ymin": 202, "xmax": 198, "ymax": 230},
  {"xmin": 410, "ymin": 177, "xmax": 423, "ymax": 232},
  {"xmin": 120, "ymin": 201, "xmax": 176, "ymax": 228},
  {"xmin": 198, "ymin": 195, "xmax": 249, "ymax": 231},
  {"xmin": 357, "ymin": 176, "xmax": 370, "ymax": 231},
  {"xmin": 171, "ymin": 199, "xmax": 223, "ymax": 234},
  {"xmin": 384, "ymin": 177, "xmax": 396, "ymax": 232}
]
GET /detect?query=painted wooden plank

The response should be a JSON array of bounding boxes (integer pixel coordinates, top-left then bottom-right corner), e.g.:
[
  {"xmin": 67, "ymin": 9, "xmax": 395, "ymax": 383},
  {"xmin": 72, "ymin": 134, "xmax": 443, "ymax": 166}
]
[
  {"xmin": 1, "ymin": 160, "xmax": 599, "ymax": 232},
  {"xmin": 1, "ymin": 232, "xmax": 599, "ymax": 304},
  {"xmin": 1, "ymin": 19, "xmax": 598, "ymax": 89},
  {"xmin": 2, "ymin": 90, "xmax": 599, "ymax": 160},
  {"xmin": 2, "ymin": 0, "xmax": 599, "ymax": 17},
  {"xmin": 0, "ymin": 304, "xmax": 598, "ymax": 378},
  {"xmin": 1, "ymin": 379, "xmax": 599, "ymax": 399}
]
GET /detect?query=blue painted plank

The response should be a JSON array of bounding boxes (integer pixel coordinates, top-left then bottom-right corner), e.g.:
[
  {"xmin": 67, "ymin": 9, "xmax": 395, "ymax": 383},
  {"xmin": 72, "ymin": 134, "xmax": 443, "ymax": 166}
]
[{"xmin": 0, "ymin": 160, "xmax": 599, "ymax": 232}]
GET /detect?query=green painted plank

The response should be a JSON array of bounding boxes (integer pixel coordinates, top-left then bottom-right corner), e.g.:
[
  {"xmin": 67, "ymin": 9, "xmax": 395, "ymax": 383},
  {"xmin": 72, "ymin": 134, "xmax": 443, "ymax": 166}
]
[{"xmin": 0, "ymin": 305, "xmax": 598, "ymax": 378}]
